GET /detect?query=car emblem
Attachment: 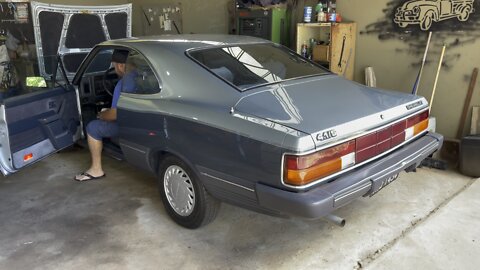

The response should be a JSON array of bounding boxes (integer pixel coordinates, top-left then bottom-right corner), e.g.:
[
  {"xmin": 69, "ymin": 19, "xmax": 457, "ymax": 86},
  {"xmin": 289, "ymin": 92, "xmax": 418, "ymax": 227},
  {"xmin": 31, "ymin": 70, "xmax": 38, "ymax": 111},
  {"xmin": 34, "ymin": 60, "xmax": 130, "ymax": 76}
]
[
  {"xmin": 406, "ymin": 101, "xmax": 423, "ymax": 110},
  {"xmin": 316, "ymin": 129, "xmax": 337, "ymax": 142}
]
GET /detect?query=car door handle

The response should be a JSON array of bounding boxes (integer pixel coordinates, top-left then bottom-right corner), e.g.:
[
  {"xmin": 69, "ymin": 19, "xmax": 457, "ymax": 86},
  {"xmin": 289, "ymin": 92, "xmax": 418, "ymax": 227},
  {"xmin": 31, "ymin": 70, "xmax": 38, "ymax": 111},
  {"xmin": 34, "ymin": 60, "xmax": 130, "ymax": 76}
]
[{"xmin": 38, "ymin": 113, "xmax": 60, "ymax": 124}]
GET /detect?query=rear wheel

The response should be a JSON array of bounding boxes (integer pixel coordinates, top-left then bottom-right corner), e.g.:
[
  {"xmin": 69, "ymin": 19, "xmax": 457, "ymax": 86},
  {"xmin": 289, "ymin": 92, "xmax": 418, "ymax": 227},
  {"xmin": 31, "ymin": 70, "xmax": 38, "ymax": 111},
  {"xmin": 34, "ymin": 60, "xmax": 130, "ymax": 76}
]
[
  {"xmin": 158, "ymin": 155, "xmax": 220, "ymax": 229},
  {"xmin": 458, "ymin": 6, "xmax": 471, "ymax": 21}
]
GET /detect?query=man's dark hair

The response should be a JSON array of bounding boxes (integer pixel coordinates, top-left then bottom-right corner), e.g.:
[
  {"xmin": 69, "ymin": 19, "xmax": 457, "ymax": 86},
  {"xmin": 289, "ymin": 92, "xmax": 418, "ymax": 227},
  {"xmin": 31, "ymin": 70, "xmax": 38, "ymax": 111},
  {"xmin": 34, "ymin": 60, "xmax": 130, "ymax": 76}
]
[{"xmin": 111, "ymin": 49, "xmax": 129, "ymax": 64}]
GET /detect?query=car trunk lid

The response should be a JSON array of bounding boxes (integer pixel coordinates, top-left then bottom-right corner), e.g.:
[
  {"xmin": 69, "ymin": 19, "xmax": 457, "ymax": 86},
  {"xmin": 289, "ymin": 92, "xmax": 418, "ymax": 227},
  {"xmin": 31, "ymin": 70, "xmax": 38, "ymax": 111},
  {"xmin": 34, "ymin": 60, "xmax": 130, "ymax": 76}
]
[{"xmin": 233, "ymin": 75, "xmax": 428, "ymax": 148}]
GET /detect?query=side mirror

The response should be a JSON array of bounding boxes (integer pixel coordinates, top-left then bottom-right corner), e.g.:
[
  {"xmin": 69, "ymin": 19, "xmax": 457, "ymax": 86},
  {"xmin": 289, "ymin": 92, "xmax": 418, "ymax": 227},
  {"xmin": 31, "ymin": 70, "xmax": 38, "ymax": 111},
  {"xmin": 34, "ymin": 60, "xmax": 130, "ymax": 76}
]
[{"xmin": 26, "ymin": 77, "xmax": 47, "ymax": 88}]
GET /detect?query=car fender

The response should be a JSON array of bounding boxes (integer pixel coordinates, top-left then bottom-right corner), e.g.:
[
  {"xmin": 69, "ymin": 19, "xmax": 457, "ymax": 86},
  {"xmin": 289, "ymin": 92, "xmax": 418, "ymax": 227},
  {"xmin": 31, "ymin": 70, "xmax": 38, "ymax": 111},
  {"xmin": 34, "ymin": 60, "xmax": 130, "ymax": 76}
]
[
  {"xmin": 149, "ymin": 145, "xmax": 201, "ymax": 180},
  {"xmin": 419, "ymin": 5, "xmax": 439, "ymax": 21}
]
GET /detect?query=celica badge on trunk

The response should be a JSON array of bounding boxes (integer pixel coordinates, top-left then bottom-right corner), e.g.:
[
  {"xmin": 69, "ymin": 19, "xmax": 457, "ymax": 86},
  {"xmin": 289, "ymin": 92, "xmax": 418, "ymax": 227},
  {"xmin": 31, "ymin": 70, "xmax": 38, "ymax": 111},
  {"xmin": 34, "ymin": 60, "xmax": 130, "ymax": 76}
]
[{"xmin": 316, "ymin": 129, "xmax": 337, "ymax": 142}]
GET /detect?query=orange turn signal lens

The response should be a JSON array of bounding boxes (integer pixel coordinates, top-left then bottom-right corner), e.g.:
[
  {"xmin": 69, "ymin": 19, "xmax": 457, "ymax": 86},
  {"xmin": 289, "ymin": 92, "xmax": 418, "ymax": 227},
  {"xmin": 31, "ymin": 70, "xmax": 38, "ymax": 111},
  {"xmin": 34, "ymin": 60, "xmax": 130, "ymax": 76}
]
[
  {"xmin": 24, "ymin": 153, "xmax": 33, "ymax": 162},
  {"xmin": 413, "ymin": 118, "xmax": 429, "ymax": 136},
  {"xmin": 285, "ymin": 158, "xmax": 342, "ymax": 186},
  {"xmin": 284, "ymin": 141, "xmax": 356, "ymax": 186}
]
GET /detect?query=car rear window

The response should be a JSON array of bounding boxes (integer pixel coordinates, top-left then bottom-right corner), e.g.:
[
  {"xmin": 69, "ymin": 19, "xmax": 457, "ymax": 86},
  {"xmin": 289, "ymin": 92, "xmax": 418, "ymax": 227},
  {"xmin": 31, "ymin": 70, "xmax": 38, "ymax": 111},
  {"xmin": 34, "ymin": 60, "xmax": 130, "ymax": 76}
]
[{"xmin": 188, "ymin": 43, "xmax": 329, "ymax": 90}]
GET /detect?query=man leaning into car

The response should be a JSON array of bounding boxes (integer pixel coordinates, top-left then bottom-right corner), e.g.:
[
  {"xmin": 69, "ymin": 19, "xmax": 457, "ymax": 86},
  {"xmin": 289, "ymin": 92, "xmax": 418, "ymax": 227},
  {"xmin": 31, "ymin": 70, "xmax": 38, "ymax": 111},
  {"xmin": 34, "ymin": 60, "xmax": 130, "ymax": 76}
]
[{"xmin": 74, "ymin": 49, "xmax": 136, "ymax": 181}]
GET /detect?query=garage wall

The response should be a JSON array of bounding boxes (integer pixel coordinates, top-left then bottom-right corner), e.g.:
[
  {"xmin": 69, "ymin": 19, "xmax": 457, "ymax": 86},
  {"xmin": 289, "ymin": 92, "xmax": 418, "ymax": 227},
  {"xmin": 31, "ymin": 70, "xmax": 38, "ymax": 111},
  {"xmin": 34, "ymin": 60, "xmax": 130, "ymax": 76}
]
[
  {"xmin": 130, "ymin": 0, "xmax": 233, "ymax": 36},
  {"xmin": 336, "ymin": 0, "xmax": 480, "ymax": 139},
  {"xmin": 34, "ymin": 0, "xmax": 479, "ymax": 138}
]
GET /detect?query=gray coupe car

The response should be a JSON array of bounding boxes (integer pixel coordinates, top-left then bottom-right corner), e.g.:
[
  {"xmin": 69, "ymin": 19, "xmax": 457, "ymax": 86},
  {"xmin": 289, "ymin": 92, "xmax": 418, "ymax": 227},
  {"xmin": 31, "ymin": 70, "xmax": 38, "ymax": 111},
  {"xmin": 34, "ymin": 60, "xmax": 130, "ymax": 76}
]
[{"xmin": 0, "ymin": 35, "xmax": 443, "ymax": 228}]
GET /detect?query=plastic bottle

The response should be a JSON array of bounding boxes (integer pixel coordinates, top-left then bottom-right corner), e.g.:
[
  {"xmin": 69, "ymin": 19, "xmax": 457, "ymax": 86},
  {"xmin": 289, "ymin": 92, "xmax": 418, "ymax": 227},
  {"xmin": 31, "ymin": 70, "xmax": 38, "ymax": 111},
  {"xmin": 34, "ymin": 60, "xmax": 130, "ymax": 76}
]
[
  {"xmin": 301, "ymin": 41, "xmax": 308, "ymax": 58},
  {"xmin": 328, "ymin": 0, "xmax": 336, "ymax": 12},
  {"xmin": 317, "ymin": 11, "xmax": 326, "ymax": 22},
  {"xmin": 328, "ymin": 0, "xmax": 337, "ymax": 22},
  {"xmin": 315, "ymin": 2, "xmax": 323, "ymax": 13}
]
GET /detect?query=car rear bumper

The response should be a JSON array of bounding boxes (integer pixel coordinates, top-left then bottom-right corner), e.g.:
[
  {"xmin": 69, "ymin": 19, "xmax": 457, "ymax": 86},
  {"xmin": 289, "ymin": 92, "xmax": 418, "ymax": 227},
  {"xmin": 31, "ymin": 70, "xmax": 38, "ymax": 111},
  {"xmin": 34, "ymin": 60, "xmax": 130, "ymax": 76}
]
[{"xmin": 256, "ymin": 132, "xmax": 443, "ymax": 219}]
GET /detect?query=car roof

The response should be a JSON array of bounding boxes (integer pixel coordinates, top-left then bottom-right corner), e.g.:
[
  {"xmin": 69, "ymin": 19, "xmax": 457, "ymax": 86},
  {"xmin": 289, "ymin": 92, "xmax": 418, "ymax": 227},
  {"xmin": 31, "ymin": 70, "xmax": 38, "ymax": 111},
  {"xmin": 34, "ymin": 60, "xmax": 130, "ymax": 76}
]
[{"xmin": 100, "ymin": 34, "xmax": 272, "ymax": 53}]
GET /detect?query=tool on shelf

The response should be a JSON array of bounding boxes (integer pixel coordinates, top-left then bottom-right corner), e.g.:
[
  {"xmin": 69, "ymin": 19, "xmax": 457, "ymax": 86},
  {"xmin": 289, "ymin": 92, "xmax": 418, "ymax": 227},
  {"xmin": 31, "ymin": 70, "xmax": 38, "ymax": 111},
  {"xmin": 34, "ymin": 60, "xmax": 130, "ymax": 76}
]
[{"xmin": 338, "ymin": 35, "xmax": 346, "ymax": 68}]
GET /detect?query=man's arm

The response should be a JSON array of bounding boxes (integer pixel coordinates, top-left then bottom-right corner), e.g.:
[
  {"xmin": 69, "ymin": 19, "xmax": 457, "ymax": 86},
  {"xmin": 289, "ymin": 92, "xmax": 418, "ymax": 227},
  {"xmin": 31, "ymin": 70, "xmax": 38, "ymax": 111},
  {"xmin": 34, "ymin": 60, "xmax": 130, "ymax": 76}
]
[{"xmin": 98, "ymin": 108, "xmax": 117, "ymax": 121}]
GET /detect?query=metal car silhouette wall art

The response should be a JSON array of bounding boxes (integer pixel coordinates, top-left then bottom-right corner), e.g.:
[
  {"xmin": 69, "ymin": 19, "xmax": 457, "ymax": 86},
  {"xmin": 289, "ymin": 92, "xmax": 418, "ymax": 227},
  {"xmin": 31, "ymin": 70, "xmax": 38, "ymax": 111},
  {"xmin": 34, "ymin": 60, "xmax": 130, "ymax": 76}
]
[{"xmin": 394, "ymin": 0, "xmax": 475, "ymax": 30}]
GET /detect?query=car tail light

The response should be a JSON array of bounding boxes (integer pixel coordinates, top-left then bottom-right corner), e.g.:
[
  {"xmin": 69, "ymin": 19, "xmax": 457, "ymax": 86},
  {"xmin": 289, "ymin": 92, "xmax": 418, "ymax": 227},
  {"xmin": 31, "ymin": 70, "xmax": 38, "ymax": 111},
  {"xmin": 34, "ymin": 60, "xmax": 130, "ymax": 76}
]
[
  {"xmin": 283, "ymin": 109, "xmax": 429, "ymax": 187},
  {"xmin": 405, "ymin": 110, "xmax": 429, "ymax": 140},
  {"xmin": 284, "ymin": 140, "xmax": 355, "ymax": 186}
]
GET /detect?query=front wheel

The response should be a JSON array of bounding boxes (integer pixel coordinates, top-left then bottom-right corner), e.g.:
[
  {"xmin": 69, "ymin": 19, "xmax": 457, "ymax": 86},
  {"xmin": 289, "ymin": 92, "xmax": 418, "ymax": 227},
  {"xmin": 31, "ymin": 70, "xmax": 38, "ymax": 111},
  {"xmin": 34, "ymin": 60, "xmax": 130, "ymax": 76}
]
[
  {"xmin": 158, "ymin": 155, "xmax": 220, "ymax": 229},
  {"xmin": 420, "ymin": 13, "xmax": 433, "ymax": 31}
]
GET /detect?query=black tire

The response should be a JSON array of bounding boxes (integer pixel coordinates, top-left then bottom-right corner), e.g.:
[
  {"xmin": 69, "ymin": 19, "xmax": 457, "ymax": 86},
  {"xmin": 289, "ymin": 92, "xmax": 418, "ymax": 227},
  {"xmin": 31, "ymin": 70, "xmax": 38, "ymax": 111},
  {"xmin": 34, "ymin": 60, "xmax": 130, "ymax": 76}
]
[
  {"xmin": 158, "ymin": 155, "xmax": 220, "ymax": 229},
  {"xmin": 420, "ymin": 12, "xmax": 433, "ymax": 31},
  {"xmin": 457, "ymin": 6, "xmax": 471, "ymax": 21}
]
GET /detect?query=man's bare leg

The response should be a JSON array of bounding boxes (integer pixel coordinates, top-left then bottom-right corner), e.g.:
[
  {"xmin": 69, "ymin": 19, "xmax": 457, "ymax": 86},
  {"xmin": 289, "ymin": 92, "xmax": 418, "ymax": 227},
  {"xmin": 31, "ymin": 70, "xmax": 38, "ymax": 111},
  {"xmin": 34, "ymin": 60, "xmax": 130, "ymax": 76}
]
[{"xmin": 75, "ymin": 135, "xmax": 105, "ymax": 180}]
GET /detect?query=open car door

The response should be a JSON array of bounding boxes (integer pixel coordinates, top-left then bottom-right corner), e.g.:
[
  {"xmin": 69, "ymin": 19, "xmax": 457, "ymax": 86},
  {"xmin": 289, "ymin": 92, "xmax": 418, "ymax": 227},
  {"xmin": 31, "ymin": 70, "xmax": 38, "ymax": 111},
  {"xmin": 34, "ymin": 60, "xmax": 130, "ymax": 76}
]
[
  {"xmin": 0, "ymin": 2, "xmax": 131, "ymax": 176},
  {"xmin": 0, "ymin": 82, "xmax": 81, "ymax": 175}
]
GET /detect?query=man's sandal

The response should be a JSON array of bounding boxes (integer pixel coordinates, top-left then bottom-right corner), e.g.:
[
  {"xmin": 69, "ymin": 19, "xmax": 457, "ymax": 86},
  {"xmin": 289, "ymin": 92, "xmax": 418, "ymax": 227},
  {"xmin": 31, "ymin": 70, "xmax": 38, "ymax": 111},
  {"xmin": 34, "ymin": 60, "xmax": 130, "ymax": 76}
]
[{"xmin": 74, "ymin": 172, "xmax": 106, "ymax": 182}]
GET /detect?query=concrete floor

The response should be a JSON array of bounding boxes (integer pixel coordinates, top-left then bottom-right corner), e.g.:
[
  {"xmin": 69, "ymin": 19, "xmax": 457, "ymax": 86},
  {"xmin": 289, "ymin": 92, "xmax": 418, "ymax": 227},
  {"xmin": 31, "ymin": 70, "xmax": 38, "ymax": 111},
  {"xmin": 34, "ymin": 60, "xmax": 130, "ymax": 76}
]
[{"xmin": 0, "ymin": 147, "xmax": 478, "ymax": 270}]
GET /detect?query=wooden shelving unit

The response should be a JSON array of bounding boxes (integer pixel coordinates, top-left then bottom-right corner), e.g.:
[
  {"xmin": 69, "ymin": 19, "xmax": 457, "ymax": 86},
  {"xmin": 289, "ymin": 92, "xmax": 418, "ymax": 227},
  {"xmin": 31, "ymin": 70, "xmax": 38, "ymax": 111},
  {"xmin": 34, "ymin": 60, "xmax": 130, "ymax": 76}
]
[{"xmin": 296, "ymin": 22, "xmax": 356, "ymax": 80}]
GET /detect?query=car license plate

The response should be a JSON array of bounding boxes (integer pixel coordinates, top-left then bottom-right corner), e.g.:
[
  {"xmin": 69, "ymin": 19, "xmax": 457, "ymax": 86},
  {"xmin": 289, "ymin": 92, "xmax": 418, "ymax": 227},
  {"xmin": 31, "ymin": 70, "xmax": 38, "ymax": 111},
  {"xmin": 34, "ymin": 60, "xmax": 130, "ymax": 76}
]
[{"xmin": 369, "ymin": 173, "xmax": 399, "ymax": 197}]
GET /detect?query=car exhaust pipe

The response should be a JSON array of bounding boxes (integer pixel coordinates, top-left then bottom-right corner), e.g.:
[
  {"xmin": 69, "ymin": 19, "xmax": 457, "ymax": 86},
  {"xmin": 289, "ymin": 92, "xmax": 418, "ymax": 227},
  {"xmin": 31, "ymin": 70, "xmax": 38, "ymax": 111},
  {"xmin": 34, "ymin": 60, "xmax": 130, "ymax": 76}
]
[{"xmin": 323, "ymin": 214, "xmax": 346, "ymax": 227}]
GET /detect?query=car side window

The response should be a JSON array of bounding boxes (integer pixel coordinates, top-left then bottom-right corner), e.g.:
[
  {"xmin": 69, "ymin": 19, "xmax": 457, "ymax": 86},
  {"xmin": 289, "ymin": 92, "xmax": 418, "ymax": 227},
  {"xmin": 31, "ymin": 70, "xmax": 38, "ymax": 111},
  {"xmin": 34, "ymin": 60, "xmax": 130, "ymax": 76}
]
[
  {"xmin": 122, "ymin": 51, "xmax": 161, "ymax": 94},
  {"xmin": 84, "ymin": 49, "xmax": 113, "ymax": 75}
]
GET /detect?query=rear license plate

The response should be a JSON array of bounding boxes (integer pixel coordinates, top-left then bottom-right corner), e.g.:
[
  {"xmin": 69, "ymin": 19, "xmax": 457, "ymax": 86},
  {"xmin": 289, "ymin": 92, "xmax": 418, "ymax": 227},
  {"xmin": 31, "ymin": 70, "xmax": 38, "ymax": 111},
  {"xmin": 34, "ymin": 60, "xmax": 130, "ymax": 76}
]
[{"xmin": 369, "ymin": 173, "xmax": 399, "ymax": 197}]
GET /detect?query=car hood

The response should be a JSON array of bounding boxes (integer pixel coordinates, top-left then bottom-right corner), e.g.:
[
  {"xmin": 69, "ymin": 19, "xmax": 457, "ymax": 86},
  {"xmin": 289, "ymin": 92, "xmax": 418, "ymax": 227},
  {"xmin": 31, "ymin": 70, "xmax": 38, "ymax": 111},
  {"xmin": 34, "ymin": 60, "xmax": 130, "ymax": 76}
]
[
  {"xmin": 233, "ymin": 75, "xmax": 428, "ymax": 148},
  {"xmin": 31, "ymin": 1, "xmax": 132, "ymax": 81}
]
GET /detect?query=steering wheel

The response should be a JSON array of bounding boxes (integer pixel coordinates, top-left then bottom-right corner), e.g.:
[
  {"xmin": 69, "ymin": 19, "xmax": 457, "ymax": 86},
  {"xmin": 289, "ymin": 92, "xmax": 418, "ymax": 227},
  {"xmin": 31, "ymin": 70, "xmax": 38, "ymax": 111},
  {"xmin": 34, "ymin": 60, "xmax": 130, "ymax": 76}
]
[{"xmin": 102, "ymin": 67, "xmax": 118, "ymax": 96}]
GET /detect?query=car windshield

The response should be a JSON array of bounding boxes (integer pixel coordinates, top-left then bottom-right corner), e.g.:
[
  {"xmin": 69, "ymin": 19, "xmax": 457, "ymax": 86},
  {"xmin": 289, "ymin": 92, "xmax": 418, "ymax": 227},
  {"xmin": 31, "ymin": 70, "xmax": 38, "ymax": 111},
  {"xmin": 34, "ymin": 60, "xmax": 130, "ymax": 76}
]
[{"xmin": 188, "ymin": 43, "xmax": 329, "ymax": 90}]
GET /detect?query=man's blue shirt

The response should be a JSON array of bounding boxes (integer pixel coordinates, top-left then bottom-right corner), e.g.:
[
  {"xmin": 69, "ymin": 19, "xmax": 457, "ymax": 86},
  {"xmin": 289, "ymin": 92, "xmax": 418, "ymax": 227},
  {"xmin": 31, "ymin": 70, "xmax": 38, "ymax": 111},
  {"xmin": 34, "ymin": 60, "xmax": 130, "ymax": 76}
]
[{"xmin": 111, "ymin": 70, "xmax": 137, "ymax": 108}]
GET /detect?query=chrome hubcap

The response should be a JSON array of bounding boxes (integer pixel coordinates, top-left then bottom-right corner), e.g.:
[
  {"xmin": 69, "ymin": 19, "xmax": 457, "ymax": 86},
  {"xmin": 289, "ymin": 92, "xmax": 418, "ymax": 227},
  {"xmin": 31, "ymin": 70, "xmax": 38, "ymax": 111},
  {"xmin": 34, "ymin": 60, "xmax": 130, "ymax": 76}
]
[{"xmin": 164, "ymin": 165, "xmax": 195, "ymax": 216}]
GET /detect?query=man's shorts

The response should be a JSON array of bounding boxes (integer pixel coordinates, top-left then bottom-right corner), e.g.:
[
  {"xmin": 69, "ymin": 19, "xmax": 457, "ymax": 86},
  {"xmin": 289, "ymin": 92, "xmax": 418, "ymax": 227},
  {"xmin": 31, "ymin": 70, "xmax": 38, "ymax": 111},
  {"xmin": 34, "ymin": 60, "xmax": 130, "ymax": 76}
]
[{"xmin": 86, "ymin": 120, "xmax": 119, "ymax": 141}]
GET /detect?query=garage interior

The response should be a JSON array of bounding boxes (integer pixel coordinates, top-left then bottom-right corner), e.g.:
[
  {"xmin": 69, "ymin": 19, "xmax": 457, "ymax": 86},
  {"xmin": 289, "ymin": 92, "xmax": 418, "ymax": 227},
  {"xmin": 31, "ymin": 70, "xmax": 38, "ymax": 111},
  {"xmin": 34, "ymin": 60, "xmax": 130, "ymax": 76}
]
[{"xmin": 1, "ymin": 0, "xmax": 479, "ymax": 269}]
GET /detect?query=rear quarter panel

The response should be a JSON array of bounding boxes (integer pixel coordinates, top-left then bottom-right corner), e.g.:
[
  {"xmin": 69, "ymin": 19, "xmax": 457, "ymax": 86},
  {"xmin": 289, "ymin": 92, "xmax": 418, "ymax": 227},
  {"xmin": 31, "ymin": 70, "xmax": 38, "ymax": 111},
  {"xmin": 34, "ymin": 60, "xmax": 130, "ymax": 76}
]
[{"xmin": 116, "ymin": 46, "xmax": 305, "ymax": 208}]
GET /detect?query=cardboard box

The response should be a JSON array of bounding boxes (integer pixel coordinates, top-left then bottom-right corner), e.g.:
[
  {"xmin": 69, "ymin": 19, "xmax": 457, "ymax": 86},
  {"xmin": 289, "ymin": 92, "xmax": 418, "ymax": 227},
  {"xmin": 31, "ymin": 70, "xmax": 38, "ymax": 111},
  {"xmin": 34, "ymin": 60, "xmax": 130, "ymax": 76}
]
[{"xmin": 312, "ymin": 45, "xmax": 329, "ymax": 62}]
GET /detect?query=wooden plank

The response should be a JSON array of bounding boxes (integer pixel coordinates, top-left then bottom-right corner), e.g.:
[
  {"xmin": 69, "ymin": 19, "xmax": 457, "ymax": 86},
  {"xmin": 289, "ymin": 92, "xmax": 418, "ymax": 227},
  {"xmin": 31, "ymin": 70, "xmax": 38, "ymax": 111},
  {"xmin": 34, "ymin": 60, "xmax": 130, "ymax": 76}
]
[
  {"xmin": 471, "ymin": 106, "xmax": 480, "ymax": 135},
  {"xmin": 457, "ymin": 68, "xmax": 478, "ymax": 139},
  {"xmin": 330, "ymin": 22, "xmax": 356, "ymax": 80}
]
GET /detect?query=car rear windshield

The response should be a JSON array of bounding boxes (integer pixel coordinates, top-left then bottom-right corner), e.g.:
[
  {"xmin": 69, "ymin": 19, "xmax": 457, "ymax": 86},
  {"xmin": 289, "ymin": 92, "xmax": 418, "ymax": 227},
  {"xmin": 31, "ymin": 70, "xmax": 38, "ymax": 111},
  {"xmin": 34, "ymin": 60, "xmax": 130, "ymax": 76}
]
[{"xmin": 188, "ymin": 43, "xmax": 329, "ymax": 90}]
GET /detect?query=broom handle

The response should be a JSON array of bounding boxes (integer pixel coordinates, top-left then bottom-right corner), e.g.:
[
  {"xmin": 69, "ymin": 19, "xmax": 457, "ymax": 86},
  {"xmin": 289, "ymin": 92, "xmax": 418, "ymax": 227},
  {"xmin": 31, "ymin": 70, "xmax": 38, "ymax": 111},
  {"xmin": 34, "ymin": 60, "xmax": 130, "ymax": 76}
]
[
  {"xmin": 412, "ymin": 31, "xmax": 432, "ymax": 95},
  {"xmin": 429, "ymin": 45, "xmax": 446, "ymax": 112}
]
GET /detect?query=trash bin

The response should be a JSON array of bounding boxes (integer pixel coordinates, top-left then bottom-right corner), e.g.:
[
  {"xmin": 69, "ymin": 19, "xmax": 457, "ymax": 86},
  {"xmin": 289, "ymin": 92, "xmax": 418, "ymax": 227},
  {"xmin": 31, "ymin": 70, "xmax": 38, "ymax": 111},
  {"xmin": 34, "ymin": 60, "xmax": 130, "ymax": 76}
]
[{"xmin": 459, "ymin": 135, "xmax": 480, "ymax": 177}]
